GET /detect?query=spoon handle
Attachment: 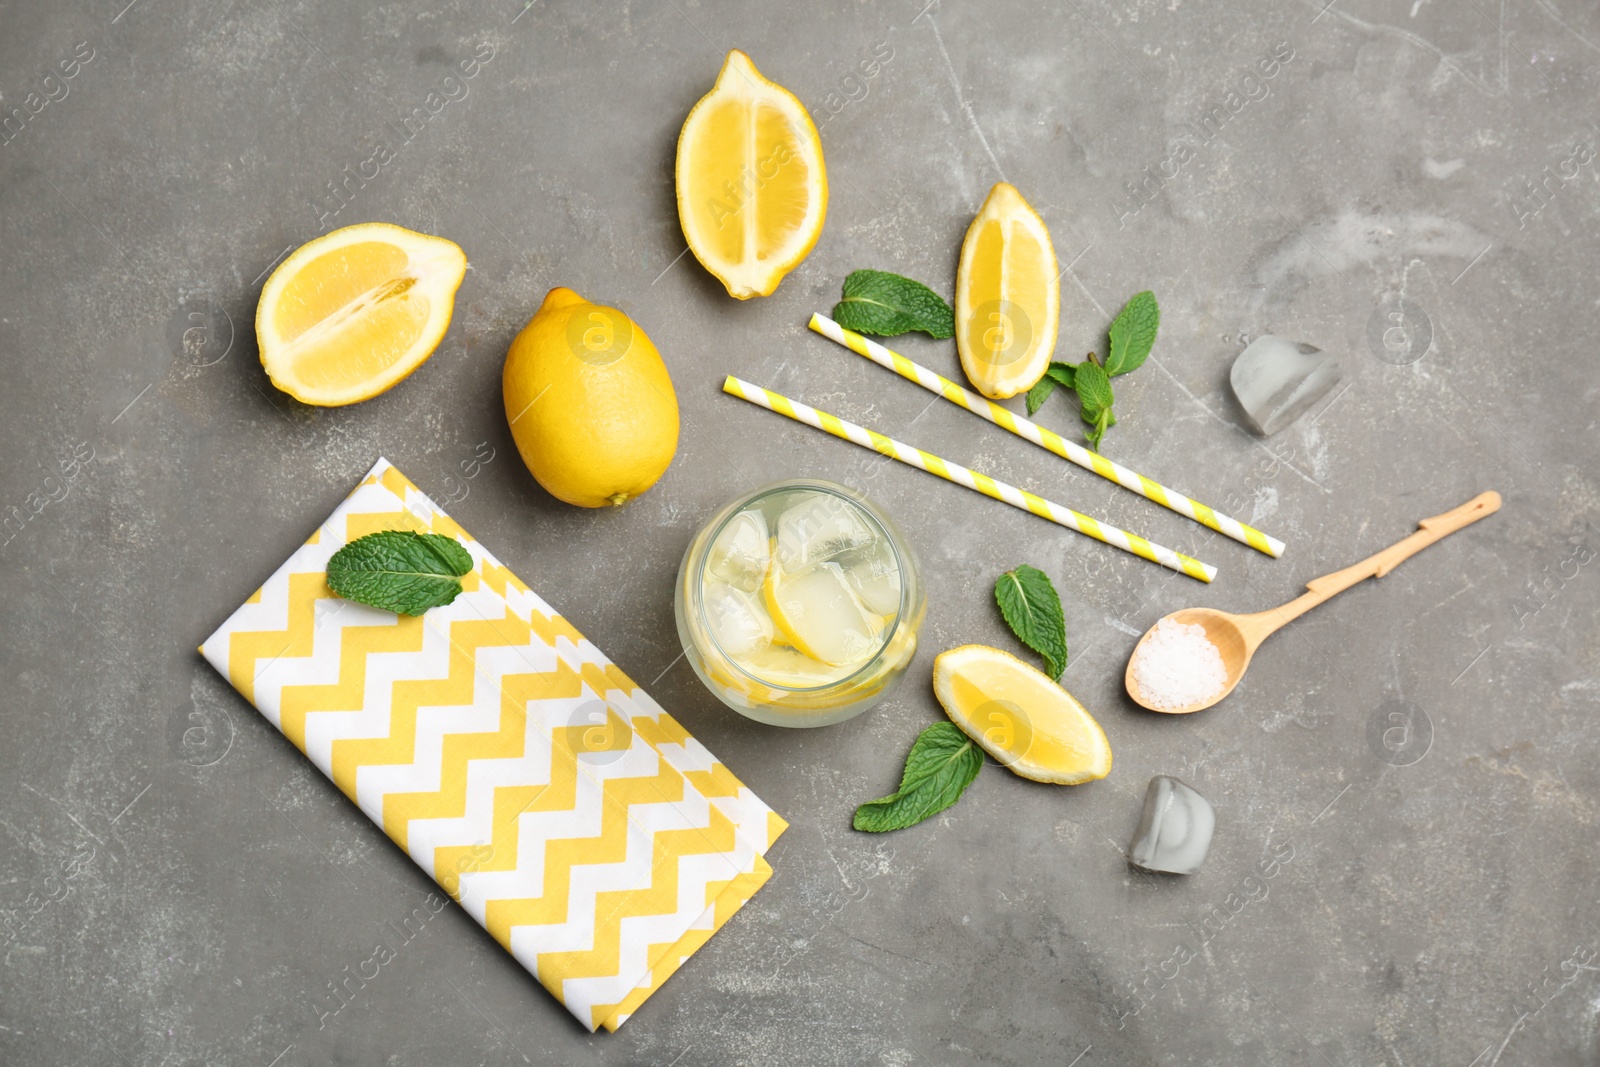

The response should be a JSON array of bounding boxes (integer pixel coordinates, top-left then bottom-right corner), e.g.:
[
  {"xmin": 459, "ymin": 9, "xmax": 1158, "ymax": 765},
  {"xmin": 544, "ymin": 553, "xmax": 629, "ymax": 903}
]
[
  {"xmin": 1255, "ymin": 491, "xmax": 1501, "ymax": 633},
  {"xmin": 1369, "ymin": 491, "xmax": 1503, "ymax": 576}
]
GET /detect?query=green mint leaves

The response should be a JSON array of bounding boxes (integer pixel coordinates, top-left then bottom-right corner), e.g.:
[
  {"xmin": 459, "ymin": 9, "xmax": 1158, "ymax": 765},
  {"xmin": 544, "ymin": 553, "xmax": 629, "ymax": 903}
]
[
  {"xmin": 994, "ymin": 564, "xmax": 1067, "ymax": 679},
  {"xmin": 831, "ymin": 269, "xmax": 955, "ymax": 340},
  {"xmin": 852, "ymin": 567, "xmax": 1073, "ymax": 832},
  {"xmin": 1105, "ymin": 290, "xmax": 1159, "ymax": 376},
  {"xmin": 853, "ymin": 722, "xmax": 983, "ymax": 832},
  {"xmin": 325, "ymin": 530, "xmax": 474, "ymax": 616},
  {"xmin": 1024, "ymin": 291, "xmax": 1159, "ymax": 451},
  {"xmin": 1024, "ymin": 362, "xmax": 1076, "ymax": 414},
  {"xmin": 1073, "ymin": 360, "xmax": 1117, "ymax": 450}
]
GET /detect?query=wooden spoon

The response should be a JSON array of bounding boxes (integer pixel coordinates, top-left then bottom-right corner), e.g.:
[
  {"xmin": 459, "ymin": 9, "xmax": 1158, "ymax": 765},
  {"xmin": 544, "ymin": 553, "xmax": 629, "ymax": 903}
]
[{"xmin": 1125, "ymin": 491, "xmax": 1501, "ymax": 714}]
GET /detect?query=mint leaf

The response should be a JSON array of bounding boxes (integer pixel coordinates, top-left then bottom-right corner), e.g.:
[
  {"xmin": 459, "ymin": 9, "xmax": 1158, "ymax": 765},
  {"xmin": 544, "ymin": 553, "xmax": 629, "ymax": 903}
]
[
  {"xmin": 1046, "ymin": 362, "xmax": 1077, "ymax": 390},
  {"xmin": 832, "ymin": 269, "xmax": 955, "ymax": 339},
  {"xmin": 1074, "ymin": 359, "xmax": 1114, "ymax": 416},
  {"xmin": 1085, "ymin": 405, "xmax": 1116, "ymax": 451},
  {"xmin": 326, "ymin": 531, "xmax": 474, "ymax": 616},
  {"xmin": 1025, "ymin": 376, "xmax": 1056, "ymax": 415},
  {"xmin": 1025, "ymin": 292, "xmax": 1154, "ymax": 448},
  {"xmin": 1075, "ymin": 360, "xmax": 1116, "ymax": 450},
  {"xmin": 853, "ymin": 722, "xmax": 983, "ymax": 832},
  {"xmin": 1105, "ymin": 291, "xmax": 1159, "ymax": 377},
  {"xmin": 1024, "ymin": 363, "xmax": 1077, "ymax": 415},
  {"xmin": 994, "ymin": 564, "xmax": 1067, "ymax": 678}
]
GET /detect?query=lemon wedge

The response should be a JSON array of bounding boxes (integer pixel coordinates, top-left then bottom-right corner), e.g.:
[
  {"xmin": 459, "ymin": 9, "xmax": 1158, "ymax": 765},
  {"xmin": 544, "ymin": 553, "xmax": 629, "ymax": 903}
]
[
  {"xmin": 933, "ymin": 644, "xmax": 1111, "ymax": 784},
  {"xmin": 676, "ymin": 50, "xmax": 827, "ymax": 299},
  {"xmin": 257, "ymin": 222, "xmax": 466, "ymax": 406},
  {"xmin": 954, "ymin": 183, "xmax": 1059, "ymax": 399}
]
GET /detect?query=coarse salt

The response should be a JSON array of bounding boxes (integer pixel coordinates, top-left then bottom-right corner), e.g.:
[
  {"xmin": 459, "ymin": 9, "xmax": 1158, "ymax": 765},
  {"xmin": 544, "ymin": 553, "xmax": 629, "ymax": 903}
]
[{"xmin": 1133, "ymin": 618, "xmax": 1228, "ymax": 710}]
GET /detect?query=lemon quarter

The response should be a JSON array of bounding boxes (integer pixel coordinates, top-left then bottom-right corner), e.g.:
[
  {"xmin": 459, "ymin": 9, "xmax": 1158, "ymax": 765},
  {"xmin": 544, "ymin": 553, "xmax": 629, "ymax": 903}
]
[
  {"xmin": 954, "ymin": 183, "xmax": 1059, "ymax": 399},
  {"xmin": 933, "ymin": 644, "xmax": 1111, "ymax": 785}
]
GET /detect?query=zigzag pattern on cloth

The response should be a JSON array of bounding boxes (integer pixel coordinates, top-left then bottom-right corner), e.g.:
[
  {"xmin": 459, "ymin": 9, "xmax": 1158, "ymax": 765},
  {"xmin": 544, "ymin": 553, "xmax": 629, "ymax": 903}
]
[{"xmin": 202, "ymin": 458, "xmax": 785, "ymax": 1032}]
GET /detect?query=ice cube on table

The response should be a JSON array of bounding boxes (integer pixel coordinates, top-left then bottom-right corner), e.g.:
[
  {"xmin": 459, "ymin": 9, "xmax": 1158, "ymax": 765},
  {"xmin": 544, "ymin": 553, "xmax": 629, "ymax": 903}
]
[
  {"xmin": 1128, "ymin": 775, "xmax": 1214, "ymax": 875},
  {"xmin": 776, "ymin": 494, "xmax": 874, "ymax": 571},
  {"xmin": 1229, "ymin": 335, "xmax": 1342, "ymax": 436},
  {"xmin": 708, "ymin": 510, "xmax": 769, "ymax": 592},
  {"xmin": 704, "ymin": 581, "xmax": 773, "ymax": 657},
  {"xmin": 766, "ymin": 562, "xmax": 882, "ymax": 666},
  {"xmin": 841, "ymin": 538, "xmax": 902, "ymax": 617}
]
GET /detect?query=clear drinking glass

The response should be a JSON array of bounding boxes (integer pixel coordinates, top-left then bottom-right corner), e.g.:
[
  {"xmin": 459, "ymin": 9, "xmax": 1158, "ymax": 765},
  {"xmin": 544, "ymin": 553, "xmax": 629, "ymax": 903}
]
[{"xmin": 674, "ymin": 479, "xmax": 925, "ymax": 727}]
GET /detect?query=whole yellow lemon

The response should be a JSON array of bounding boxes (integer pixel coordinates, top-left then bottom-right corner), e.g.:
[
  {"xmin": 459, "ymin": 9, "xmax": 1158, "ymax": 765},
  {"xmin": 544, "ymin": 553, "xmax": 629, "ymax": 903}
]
[{"xmin": 503, "ymin": 287, "xmax": 680, "ymax": 508}]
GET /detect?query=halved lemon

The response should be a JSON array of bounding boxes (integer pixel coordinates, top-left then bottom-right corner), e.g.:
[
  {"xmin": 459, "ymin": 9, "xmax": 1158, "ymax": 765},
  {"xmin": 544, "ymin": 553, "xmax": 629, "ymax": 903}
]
[
  {"xmin": 256, "ymin": 222, "xmax": 467, "ymax": 406},
  {"xmin": 933, "ymin": 644, "xmax": 1111, "ymax": 784},
  {"xmin": 954, "ymin": 183, "xmax": 1059, "ymax": 399},
  {"xmin": 676, "ymin": 50, "xmax": 827, "ymax": 299}
]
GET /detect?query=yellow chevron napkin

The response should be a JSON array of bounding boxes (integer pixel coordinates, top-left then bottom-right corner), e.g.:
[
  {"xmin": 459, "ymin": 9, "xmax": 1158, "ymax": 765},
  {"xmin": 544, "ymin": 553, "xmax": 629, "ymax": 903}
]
[{"xmin": 201, "ymin": 458, "xmax": 786, "ymax": 1032}]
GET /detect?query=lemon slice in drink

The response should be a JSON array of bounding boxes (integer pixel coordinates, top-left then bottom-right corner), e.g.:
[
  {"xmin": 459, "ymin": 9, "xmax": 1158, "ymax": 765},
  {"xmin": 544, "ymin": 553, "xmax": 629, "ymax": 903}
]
[
  {"xmin": 257, "ymin": 222, "xmax": 466, "ymax": 406},
  {"xmin": 761, "ymin": 548, "xmax": 881, "ymax": 667},
  {"xmin": 737, "ymin": 646, "xmax": 855, "ymax": 690},
  {"xmin": 955, "ymin": 183, "xmax": 1059, "ymax": 399},
  {"xmin": 933, "ymin": 645, "xmax": 1111, "ymax": 784},
  {"xmin": 676, "ymin": 50, "xmax": 827, "ymax": 299}
]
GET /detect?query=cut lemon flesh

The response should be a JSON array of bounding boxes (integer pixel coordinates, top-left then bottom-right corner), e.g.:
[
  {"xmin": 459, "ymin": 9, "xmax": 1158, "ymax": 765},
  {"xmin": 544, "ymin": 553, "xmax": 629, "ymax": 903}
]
[
  {"xmin": 257, "ymin": 222, "xmax": 466, "ymax": 406},
  {"xmin": 933, "ymin": 644, "xmax": 1111, "ymax": 784},
  {"xmin": 761, "ymin": 547, "xmax": 881, "ymax": 667},
  {"xmin": 676, "ymin": 50, "xmax": 827, "ymax": 299},
  {"xmin": 735, "ymin": 646, "xmax": 856, "ymax": 690},
  {"xmin": 955, "ymin": 183, "xmax": 1059, "ymax": 399}
]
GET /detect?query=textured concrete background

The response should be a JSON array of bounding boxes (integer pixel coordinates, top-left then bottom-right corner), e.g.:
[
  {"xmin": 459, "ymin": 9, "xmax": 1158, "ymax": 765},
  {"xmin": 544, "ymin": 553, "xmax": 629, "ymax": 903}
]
[{"xmin": 3, "ymin": 0, "xmax": 1599, "ymax": 1063}]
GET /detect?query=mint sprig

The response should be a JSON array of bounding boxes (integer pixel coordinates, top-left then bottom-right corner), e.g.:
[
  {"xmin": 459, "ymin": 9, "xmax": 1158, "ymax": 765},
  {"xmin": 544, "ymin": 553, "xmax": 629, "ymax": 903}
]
[
  {"xmin": 1073, "ymin": 359, "xmax": 1117, "ymax": 450},
  {"xmin": 994, "ymin": 564, "xmax": 1067, "ymax": 679},
  {"xmin": 1024, "ymin": 363, "xmax": 1076, "ymax": 415},
  {"xmin": 325, "ymin": 530, "xmax": 473, "ymax": 616},
  {"xmin": 853, "ymin": 722, "xmax": 983, "ymax": 832},
  {"xmin": 1026, "ymin": 291, "xmax": 1159, "ymax": 451},
  {"xmin": 831, "ymin": 269, "xmax": 955, "ymax": 340}
]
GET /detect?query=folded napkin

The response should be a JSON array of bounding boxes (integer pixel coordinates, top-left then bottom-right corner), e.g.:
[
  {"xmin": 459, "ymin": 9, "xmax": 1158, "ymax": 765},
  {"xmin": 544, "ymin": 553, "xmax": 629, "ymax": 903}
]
[{"xmin": 201, "ymin": 458, "xmax": 786, "ymax": 1031}]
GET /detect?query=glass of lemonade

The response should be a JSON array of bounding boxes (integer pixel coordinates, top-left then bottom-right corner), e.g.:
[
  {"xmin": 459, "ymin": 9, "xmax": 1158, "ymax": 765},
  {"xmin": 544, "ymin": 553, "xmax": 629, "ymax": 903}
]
[{"xmin": 674, "ymin": 480, "xmax": 924, "ymax": 727}]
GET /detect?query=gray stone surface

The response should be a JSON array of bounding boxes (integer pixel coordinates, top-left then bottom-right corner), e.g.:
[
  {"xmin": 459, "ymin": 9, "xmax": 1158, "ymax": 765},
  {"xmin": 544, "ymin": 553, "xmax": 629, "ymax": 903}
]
[{"xmin": 2, "ymin": 0, "xmax": 1598, "ymax": 1063}]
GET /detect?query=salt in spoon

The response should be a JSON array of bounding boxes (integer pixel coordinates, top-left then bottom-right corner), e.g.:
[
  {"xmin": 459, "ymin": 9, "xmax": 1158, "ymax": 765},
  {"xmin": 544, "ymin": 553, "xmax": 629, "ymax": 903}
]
[{"xmin": 1126, "ymin": 491, "xmax": 1501, "ymax": 714}]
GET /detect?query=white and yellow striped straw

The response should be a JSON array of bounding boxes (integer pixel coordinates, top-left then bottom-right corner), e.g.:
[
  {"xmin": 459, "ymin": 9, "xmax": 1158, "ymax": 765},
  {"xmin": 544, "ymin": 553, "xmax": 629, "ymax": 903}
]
[
  {"xmin": 808, "ymin": 313, "xmax": 1286, "ymax": 558},
  {"xmin": 723, "ymin": 376, "xmax": 1216, "ymax": 582}
]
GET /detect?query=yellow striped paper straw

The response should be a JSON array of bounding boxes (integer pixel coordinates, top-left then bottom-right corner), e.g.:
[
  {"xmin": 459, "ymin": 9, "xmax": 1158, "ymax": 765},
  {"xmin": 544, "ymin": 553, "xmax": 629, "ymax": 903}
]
[
  {"xmin": 723, "ymin": 376, "xmax": 1216, "ymax": 582},
  {"xmin": 808, "ymin": 313, "xmax": 1286, "ymax": 559}
]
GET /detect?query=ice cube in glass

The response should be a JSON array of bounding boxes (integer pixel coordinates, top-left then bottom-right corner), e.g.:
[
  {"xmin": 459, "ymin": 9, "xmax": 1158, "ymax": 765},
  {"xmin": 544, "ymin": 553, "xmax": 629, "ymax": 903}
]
[
  {"xmin": 840, "ymin": 538, "xmax": 901, "ymax": 617},
  {"xmin": 708, "ymin": 509, "xmax": 769, "ymax": 592},
  {"xmin": 776, "ymin": 494, "xmax": 874, "ymax": 571},
  {"xmin": 765, "ymin": 562, "xmax": 882, "ymax": 666},
  {"xmin": 704, "ymin": 581, "xmax": 773, "ymax": 657}
]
